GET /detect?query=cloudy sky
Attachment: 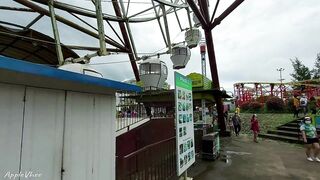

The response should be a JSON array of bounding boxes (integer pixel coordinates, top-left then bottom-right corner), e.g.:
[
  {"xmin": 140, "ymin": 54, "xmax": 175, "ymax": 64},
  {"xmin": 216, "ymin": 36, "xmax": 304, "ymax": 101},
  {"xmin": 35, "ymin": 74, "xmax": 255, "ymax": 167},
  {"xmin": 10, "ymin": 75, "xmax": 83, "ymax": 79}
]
[{"xmin": 1, "ymin": 0, "xmax": 320, "ymax": 93}]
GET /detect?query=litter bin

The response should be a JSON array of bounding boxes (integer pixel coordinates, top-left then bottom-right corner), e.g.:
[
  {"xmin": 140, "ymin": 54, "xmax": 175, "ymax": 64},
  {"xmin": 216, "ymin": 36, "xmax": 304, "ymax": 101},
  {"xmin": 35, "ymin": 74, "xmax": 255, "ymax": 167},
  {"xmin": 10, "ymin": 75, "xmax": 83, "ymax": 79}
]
[{"xmin": 201, "ymin": 132, "xmax": 220, "ymax": 160}]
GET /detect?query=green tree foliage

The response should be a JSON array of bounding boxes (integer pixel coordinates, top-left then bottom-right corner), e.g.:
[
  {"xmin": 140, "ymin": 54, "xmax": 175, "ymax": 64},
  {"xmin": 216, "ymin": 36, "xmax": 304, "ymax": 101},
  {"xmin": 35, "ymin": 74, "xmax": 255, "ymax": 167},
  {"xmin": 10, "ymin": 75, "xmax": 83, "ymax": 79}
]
[
  {"xmin": 311, "ymin": 53, "xmax": 320, "ymax": 79},
  {"xmin": 290, "ymin": 57, "xmax": 311, "ymax": 81}
]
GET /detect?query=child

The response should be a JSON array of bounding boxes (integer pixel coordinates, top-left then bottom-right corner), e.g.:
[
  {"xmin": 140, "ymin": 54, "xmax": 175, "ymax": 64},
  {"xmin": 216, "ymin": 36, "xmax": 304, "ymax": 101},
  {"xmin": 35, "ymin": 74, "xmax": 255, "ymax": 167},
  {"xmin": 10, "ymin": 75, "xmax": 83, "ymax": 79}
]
[
  {"xmin": 300, "ymin": 117, "xmax": 320, "ymax": 162},
  {"xmin": 250, "ymin": 114, "xmax": 260, "ymax": 143}
]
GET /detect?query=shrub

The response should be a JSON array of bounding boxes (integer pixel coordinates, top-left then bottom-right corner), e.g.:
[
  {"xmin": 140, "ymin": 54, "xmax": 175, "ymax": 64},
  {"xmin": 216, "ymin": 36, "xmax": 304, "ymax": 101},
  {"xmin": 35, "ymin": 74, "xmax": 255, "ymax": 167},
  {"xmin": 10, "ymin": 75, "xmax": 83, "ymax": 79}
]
[
  {"xmin": 240, "ymin": 101, "xmax": 263, "ymax": 112},
  {"xmin": 266, "ymin": 96, "xmax": 285, "ymax": 112},
  {"xmin": 256, "ymin": 95, "xmax": 270, "ymax": 103},
  {"xmin": 248, "ymin": 101, "xmax": 264, "ymax": 111},
  {"xmin": 240, "ymin": 102, "xmax": 250, "ymax": 111}
]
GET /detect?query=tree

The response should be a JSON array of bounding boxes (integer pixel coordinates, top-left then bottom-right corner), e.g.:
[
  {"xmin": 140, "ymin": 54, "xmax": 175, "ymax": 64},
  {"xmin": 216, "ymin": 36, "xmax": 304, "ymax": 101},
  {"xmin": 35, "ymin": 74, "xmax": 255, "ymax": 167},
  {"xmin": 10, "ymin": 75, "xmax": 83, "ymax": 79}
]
[
  {"xmin": 311, "ymin": 53, "xmax": 320, "ymax": 79},
  {"xmin": 290, "ymin": 57, "xmax": 312, "ymax": 81}
]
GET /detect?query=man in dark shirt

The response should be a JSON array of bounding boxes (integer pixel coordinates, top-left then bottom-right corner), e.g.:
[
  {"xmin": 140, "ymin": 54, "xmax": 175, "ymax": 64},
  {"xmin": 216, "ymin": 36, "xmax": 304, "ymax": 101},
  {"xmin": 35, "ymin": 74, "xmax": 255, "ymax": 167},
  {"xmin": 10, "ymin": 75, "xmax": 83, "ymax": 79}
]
[{"xmin": 232, "ymin": 113, "xmax": 241, "ymax": 136}]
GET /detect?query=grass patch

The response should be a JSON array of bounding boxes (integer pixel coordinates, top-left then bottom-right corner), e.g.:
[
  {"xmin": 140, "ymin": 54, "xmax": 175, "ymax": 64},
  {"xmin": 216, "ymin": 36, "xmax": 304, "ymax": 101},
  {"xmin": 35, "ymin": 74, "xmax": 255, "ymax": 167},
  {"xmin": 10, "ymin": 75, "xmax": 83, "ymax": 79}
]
[{"xmin": 235, "ymin": 113, "xmax": 294, "ymax": 134}]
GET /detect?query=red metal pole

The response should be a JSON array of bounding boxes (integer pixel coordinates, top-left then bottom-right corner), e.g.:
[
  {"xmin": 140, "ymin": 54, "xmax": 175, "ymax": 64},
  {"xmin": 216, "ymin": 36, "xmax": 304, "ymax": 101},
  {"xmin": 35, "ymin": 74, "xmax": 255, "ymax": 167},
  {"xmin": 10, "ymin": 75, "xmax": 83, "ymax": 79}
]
[
  {"xmin": 199, "ymin": 0, "xmax": 226, "ymax": 134},
  {"xmin": 112, "ymin": 0, "xmax": 140, "ymax": 81}
]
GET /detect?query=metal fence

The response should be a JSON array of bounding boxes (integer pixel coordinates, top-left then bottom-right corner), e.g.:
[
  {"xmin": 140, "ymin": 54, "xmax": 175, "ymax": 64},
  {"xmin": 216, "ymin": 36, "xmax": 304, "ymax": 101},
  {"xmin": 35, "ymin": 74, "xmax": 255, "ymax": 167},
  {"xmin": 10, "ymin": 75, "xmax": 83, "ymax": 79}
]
[
  {"xmin": 116, "ymin": 92, "xmax": 148, "ymax": 131},
  {"xmin": 117, "ymin": 137, "xmax": 177, "ymax": 180}
]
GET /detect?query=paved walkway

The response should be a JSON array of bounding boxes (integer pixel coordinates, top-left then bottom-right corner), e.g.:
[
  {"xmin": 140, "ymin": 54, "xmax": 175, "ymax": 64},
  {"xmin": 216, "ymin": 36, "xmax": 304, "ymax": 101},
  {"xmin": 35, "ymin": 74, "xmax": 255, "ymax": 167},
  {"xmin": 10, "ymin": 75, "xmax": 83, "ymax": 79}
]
[{"xmin": 189, "ymin": 135, "xmax": 319, "ymax": 180}]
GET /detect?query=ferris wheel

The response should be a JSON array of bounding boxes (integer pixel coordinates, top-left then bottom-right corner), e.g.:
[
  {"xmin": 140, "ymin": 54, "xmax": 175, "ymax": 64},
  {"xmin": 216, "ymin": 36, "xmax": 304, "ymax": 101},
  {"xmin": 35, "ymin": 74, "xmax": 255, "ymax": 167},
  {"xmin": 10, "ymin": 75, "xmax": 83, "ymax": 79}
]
[{"xmin": 1, "ymin": 1, "xmax": 245, "ymax": 88}]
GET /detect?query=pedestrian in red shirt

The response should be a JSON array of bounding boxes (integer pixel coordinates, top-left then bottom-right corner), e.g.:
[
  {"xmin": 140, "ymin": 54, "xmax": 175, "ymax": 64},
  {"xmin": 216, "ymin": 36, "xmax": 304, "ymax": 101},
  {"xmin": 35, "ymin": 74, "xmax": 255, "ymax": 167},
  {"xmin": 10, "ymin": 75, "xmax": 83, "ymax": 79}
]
[{"xmin": 251, "ymin": 114, "xmax": 260, "ymax": 143}]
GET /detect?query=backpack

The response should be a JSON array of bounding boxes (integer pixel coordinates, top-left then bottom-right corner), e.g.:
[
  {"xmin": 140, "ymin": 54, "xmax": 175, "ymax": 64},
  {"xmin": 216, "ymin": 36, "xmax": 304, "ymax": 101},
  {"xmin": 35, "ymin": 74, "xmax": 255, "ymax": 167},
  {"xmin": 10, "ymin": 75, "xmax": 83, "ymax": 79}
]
[{"xmin": 300, "ymin": 98, "xmax": 306, "ymax": 106}]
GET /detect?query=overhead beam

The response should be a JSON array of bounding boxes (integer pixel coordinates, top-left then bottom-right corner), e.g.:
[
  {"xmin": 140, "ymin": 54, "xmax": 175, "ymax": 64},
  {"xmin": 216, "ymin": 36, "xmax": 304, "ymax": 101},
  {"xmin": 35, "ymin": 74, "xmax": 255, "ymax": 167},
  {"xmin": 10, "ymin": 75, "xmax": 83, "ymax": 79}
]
[
  {"xmin": 30, "ymin": 0, "xmax": 181, "ymax": 23},
  {"xmin": 14, "ymin": 0, "xmax": 127, "ymax": 51},
  {"xmin": 0, "ymin": 43, "xmax": 55, "ymax": 65},
  {"xmin": 153, "ymin": 0, "xmax": 188, "ymax": 8},
  {"xmin": 66, "ymin": 45, "xmax": 125, "ymax": 53},
  {"xmin": 210, "ymin": 0, "xmax": 245, "ymax": 29},
  {"xmin": 0, "ymin": 6, "xmax": 35, "ymax": 12}
]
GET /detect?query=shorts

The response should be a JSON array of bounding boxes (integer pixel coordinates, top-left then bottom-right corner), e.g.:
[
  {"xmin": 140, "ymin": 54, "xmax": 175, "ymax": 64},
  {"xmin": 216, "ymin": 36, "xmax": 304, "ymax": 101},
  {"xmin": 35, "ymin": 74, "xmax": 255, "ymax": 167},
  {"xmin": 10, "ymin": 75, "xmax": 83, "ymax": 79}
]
[{"xmin": 306, "ymin": 138, "xmax": 319, "ymax": 144}]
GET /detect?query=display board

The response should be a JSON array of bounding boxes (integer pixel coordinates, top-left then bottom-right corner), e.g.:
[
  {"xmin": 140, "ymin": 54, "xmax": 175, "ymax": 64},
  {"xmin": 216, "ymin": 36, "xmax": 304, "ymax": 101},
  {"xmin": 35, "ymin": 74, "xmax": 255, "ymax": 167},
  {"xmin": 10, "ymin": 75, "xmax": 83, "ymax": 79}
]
[{"xmin": 175, "ymin": 72, "xmax": 195, "ymax": 176}]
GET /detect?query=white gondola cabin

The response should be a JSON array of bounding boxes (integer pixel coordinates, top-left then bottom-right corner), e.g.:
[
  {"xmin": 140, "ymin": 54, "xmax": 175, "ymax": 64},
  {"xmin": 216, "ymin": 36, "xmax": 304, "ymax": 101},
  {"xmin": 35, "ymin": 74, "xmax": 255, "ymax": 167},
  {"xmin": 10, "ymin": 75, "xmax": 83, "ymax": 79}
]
[
  {"xmin": 139, "ymin": 58, "xmax": 168, "ymax": 90},
  {"xmin": 185, "ymin": 28, "xmax": 202, "ymax": 49},
  {"xmin": 170, "ymin": 45, "xmax": 191, "ymax": 69}
]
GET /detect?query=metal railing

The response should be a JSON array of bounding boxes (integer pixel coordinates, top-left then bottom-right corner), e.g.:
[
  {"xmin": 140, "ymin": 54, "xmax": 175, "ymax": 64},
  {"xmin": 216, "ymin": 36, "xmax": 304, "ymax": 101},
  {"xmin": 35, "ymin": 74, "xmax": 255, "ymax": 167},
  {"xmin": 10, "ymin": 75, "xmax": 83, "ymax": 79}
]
[
  {"xmin": 117, "ymin": 137, "xmax": 177, "ymax": 180},
  {"xmin": 116, "ymin": 91, "xmax": 148, "ymax": 131}
]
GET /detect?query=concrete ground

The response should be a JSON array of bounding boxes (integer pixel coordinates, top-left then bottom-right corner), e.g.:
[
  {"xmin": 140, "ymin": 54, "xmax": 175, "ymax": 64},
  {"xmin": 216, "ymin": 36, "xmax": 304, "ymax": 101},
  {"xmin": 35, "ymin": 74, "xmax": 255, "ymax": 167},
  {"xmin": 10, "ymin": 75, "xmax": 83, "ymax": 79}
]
[{"xmin": 188, "ymin": 135, "xmax": 319, "ymax": 180}]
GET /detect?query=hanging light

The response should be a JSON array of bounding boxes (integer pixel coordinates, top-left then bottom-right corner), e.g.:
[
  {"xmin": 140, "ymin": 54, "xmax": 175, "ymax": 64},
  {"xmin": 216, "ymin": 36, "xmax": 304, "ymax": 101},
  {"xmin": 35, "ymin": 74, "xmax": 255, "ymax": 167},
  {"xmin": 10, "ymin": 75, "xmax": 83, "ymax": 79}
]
[
  {"xmin": 139, "ymin": 58, "xmax": 168, "ymax": 90},
  {"xmin": 170, "ymin": 44, "xmax": 191, "ymax": 69},
  {"xmin": 185, "ymin": 28, "xmax": 202, "ymax": 49}
]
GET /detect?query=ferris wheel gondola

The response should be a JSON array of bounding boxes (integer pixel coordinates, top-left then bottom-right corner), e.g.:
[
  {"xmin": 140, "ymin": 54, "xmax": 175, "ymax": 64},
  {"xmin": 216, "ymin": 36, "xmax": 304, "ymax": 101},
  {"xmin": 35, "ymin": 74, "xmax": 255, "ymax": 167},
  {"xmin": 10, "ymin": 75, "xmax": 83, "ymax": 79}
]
[
  {"xmin": 170, "ymin": 44, "xmax": 191, "ymax": 69},
  {"xmin": 185, "ymin": 28, "xmax": 202, "ymax": 49},
  {"xmin": 139, "ymin": 58, "xmax": 168, "ymax": 90}
]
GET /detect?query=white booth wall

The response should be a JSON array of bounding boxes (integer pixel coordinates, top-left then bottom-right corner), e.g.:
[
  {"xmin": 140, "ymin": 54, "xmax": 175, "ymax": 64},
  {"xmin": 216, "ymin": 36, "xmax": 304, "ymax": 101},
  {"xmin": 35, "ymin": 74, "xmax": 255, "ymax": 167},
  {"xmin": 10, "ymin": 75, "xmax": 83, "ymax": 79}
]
[{"xmin": 0, "ymin": 83, "xmax": 115, "ymax": 180}]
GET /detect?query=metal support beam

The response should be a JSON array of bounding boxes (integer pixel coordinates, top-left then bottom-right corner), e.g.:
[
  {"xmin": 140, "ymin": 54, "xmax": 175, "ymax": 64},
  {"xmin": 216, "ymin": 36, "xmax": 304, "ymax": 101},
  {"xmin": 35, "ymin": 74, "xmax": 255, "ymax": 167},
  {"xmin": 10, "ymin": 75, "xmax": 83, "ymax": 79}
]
[
  {"xmin": 31, "ymin": 0, "xmax": 180, "ymax": 23},
  {"xmin": 210, "ymin": 0, "xmax": 220, "ymax": 24},
  {"xmin": 119, "ymin": 0, "xmax": 138, "ymax": 61},
  {"xmin": 0, "ymin": 6, "xmax": 35, "ymax": 12},
  {"xmin": 186, "ymin": 7, "xmax": 193, "ymax": 30},
  {"xmin": 173, "ymin": 4, "xmax": 183, "ymax": 31},
  {"xmin": 25, "ymin": 14, "xmax": 44, "ymax": 29},
  {"xmin": 48, "ymin": 0, "xmax": 64, "ymax": 65},
  {"xmin": 151, "ymin": 1, "xmax": 168, "ymax": 47},
  {"xmin": 112, "ymin": 0, "xmax": 140, "ymax": 81},
  {"xmin": 14, "ymin": 0, "xmax": 127, "ymax": 51},
  {"xmin": 198, "ymin": 0, "xmax": 226, "ymax": 133},
  {"xmin": 186, "ymin": 0, "xmax": 208, "ymax": 28},
  {"xmin": 94, "ymin": 0, "xmax": 107, "ymax": 56},
  {"xmin": 161, "ymin": 4, "xmax": 172, "ymax": 52},
  {"xmin": 0, "ymin": 43, "xmax": 54, "ymax": 64},
  {"xmin": 210, "ymin": 0, "xmax": 245, "ymax": 29}
]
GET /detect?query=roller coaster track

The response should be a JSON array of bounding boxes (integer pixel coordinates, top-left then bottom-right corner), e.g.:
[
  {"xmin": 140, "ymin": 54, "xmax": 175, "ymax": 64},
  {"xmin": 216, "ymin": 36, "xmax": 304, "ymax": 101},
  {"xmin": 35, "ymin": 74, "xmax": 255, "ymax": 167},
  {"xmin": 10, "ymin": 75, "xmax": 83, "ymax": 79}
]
[{"xmin": 234, "ymin": 79, "xmax": 320, "ymax": 105}]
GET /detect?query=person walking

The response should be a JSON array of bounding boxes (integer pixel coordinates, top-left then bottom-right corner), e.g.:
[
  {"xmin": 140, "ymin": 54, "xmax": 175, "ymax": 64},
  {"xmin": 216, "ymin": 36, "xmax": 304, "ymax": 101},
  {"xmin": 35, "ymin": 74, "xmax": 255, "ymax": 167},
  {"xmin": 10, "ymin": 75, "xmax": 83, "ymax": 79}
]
[
  {"xmin": 300, "ymin": 94, "xmax": 308, "ymax": 116},
  {"xmin": 300, "ymin": 117, "xmax": 320, "ymax": 162},
  {"xmin": 235, "ymin": 105, "xmax": 240, "ymax": 115},
  {"xmin": 232, "ymin": 113, "xmax": 241, "ymax": 136},
  {"xmin": 293, "ymin": 95, "xmax": 300, "ymax": 118},
  {"xmin": 251, "ymin": 114, "xmax": 260, "ymax": 143}
]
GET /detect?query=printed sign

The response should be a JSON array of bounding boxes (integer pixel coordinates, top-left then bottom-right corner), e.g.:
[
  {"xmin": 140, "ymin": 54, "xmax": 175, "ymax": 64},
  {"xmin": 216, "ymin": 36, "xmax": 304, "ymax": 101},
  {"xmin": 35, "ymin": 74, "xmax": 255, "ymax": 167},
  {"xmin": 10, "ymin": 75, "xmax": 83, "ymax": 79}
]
[{"xmin": 175, "ymin": 72, "xmax": 195, "ymax": 176}]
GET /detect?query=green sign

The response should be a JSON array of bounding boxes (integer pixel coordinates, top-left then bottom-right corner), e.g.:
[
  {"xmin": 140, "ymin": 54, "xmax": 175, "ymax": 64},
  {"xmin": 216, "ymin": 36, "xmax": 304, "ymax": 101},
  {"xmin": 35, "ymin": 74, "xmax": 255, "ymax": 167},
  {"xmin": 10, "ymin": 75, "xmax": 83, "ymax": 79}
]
[
  {"xmin": 175, "ymin": 72, "xmax": 195, "ymax": 176},
  {"xmin": 175, "ymin": 72, "xmax": 192, "ymax": 90}
]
